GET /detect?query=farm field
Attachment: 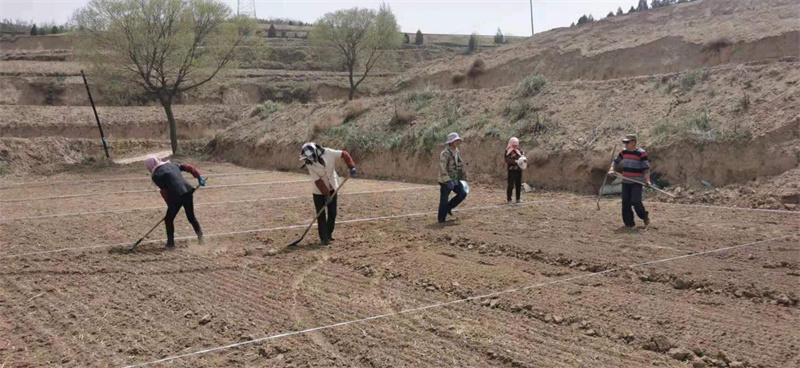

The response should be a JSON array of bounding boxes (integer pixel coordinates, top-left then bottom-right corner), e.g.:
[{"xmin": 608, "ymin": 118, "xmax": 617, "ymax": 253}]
[{"xmin": 1, "ymin": 162, "xmax": 797, "ymax": 368}]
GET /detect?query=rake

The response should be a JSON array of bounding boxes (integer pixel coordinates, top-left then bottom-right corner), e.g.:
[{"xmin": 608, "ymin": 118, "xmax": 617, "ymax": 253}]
[
  {"xmin": 596, "ymin": 146, "xmax": 618, "ymax": 210},
  {"xmin": 612, "ymin": 173, "xmax": 677, "ymax": 198},
  {"xmin": 130, "ymin": 184, "xmax": 203, "ymax": 252},
  {"xmin": 288, "ymin": 176, "xmax": 350, "ymax": 247}
]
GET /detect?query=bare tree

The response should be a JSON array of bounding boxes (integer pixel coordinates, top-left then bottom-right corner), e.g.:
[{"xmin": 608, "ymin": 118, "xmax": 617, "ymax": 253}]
[
  {"xmin": 310, "ymin": 3, "xmax": 401, "ymax": 100},
  {"xmin": 73, "ymin": 0, "xmax": 260, "ymax": 154}
]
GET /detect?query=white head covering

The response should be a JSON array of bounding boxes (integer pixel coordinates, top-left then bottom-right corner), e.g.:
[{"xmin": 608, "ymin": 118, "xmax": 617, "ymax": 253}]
[
  {"xmin": 144, "ymin": 156, "xmax": 169, "ymax": 173},
  {"xmin": 446, "ymin": 132, "xmax": 462, "ymax": 145}
]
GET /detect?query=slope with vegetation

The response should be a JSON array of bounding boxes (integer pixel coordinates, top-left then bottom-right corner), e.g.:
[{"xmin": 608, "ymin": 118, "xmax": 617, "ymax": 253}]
[{"xmin": 213, "ymin": 0, "xmax": 800, "ymax": 210}]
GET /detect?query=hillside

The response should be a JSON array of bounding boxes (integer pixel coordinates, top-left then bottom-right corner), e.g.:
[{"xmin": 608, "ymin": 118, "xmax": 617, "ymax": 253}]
[
  {"xmin": 393, "ymin": 0, "xmax": 799, "ymax": 91},
  {"xmin": 212, "ymin": 0, "xmax": 800, "ymax": 210}
]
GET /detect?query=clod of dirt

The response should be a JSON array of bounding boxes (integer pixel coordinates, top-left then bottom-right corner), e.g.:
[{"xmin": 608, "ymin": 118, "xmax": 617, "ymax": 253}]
[
  {"xmin": 673, "ymin": 277, "xmax": 692, "ymax": 290},
  {"xmin": 776, "ymin": 294, "xmax": 793, "ymax": 306},
  {"xmin": 199, "ymin": 314, "xmax": 212, "ymax": 325},
  {"xmin": 728, "ymin": 362, "xmax": 745, "ymax": 368},
  {"xmin": 584, "ymin": 329, "xmax": 597, "ymax": 337},
  {"xmin": 183, "ymin": 311, "xmax": 193, "ymax": 318},
  {"xmin": 668, "ymin": 347, "xmax": 693, "ymax": 361},
  {"xmin": 691, "ymin": 358, "xmax": 707, "ymax": 368},
  {"xmin": 643, "ymin": 335, "xmax": 675, "ymax": 353}
]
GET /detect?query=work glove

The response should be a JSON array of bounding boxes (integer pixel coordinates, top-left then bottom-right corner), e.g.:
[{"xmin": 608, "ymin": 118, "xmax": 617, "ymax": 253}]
[
  {"xmin": 349, "ymin": 167, "xmax": 357, "ymax": 176},
  {"xmin": 197, "ymin": 176, "xmax": 206, "ymax": 187},
  {"xmin": 446, "ymin": 181, "xmax": 455, "ymax": 191}
]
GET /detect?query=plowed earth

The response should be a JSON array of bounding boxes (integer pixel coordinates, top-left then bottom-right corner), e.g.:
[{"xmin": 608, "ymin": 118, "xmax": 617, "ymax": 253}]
[{"xmin": 0, "ymin": 162, "xmax": 797, "ymax": 368}]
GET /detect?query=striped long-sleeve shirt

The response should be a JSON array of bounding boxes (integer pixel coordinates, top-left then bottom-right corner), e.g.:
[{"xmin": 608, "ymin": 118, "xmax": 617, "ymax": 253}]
[{"xmin": 613, "ymin": 148, "xmax": 650, "ymax": 182}]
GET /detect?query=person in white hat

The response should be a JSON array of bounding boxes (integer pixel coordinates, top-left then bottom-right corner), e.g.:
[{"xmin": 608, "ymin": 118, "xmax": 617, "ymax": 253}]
[
  {"xmin": 437, "ymin": 132, "xmax": 468, "ymax": 223},
  {"xmin": 299, "ymin": 142, "xmax": 357, "ymax": 245},
  {"xmin": 504, "ymin": 137, "xmax": 526, "ymax": 204}
]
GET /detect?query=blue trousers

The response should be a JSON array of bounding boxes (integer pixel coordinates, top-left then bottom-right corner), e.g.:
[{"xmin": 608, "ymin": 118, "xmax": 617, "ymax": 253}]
[{"xmin": 438, "ymin": 182, "xmax": 467, "ymax": 223}]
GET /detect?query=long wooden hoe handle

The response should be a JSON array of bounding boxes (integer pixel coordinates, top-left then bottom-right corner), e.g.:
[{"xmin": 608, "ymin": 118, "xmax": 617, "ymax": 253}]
[{"xmin": 288, "ymin": 176, "xmax": 350, "ymax": 247}]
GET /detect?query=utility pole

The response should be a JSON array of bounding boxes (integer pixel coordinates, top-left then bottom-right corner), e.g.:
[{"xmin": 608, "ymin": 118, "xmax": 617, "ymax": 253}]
[
  {"xmin": 80, "ymin": 70, "xmax": 110, "ymax": 159},
  {"xmin": 530, "ymin": 0, "xmax": 535, "ymax": 36}
]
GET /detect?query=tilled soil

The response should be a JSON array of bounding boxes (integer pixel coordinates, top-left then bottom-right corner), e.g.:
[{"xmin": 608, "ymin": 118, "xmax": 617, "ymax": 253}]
[{"xmin": 0, "ymin": 162, "xmax": 797, "ymax": 368}]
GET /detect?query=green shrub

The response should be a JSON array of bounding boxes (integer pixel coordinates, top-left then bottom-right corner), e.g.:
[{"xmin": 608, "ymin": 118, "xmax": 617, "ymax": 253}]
[
  {"xmin": 680, "ymin": 69, "xmax": 707, "ymax": 92},
  {"xmin": 0, "ymin": 162, "xmax": 9, "ymax": 177},
  {"xmin": 649, "ymin": 110, "xmax": 718, "ymax": 143},
  {"xmin": 503, "ymin": 100, "xmax": 529, "ymax": 122},
  {"xmin": 517, "ymin": 74, "xmax": 547, "ymax": 97},
  {"xmin": 406, "ymin": 85, "xmax": 439, "ymax": 111},
  {"xmin": 250, "ymin": 101, "xmax": 281, "ymax": 118}
]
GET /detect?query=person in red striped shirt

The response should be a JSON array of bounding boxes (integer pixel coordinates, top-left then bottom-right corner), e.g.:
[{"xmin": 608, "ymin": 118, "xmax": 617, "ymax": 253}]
[{"xmin": 608, "ymin": 134, "xmax": 651, "ymax": 228}]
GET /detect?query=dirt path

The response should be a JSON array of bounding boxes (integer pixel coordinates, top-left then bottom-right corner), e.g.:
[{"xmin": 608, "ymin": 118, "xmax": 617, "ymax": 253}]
[{"xmin": 113, "ymin": 150, "xmax": 172, "ymax": 165}]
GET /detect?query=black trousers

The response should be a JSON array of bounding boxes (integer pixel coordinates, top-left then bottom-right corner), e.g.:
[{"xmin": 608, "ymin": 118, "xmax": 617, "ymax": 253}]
[
  {"xmin": 313, "ymin": 194, "xmax": 338, "ymax": 242},
  {"xmin": 165, "ymin": 192, "xmax": 202, "ymax": 246},
  {"xmin": 438, "ymin": 182, "xmax": 467, "ymax": 223},
  {"xmin": 507, "ymin": 170, "xmax": 522, "ymax": 201},
  {"xmin": 621, "ymin": 183, "xmax": 648, "ymax": 227}
]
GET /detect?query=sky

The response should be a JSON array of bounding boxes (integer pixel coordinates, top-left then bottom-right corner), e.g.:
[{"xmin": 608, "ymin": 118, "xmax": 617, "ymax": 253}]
[{"xmin": 0, "ymin": 0, "xmax": 642, "ymax": 36}]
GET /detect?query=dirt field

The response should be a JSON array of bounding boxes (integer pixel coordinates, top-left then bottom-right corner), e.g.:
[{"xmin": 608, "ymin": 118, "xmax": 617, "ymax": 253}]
[{"xmin": 1, "ymin": 161, "xmax": 797, "ymax": 368}]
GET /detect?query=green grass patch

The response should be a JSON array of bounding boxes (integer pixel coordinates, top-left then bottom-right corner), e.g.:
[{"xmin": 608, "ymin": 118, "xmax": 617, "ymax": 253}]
[
  {"xmin": 250, "ymin": 100, "xmax": 282, "ymax": 119},
  {"xmin": 517, "ymin": 74, "xmax": 547, "ymax": 97}
]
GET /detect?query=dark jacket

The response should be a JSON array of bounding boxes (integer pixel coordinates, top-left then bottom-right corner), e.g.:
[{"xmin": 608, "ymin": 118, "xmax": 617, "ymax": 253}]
[
  {"xmin": 505, "ymin": 149, "xmax": 524, "ymax": 171},
  {"xmin": 151, "ymin": 163, "xmax": 200, "ymax": 202}
]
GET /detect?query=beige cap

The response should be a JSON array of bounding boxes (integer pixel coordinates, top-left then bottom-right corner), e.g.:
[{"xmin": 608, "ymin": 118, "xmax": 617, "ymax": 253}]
[{"xmin": 622, "ymin": 134, "xmax": 637, "ymax": 143}]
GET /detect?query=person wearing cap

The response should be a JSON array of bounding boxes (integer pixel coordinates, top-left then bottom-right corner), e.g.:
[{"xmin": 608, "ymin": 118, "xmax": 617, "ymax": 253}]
[
  {"xmin": 299, "ymin": 142, "xmax": 357, "ymax": 245},
  {"xmin": 438, "ymin": 132, "xmax": 468, "ymax": 223},
  {"xmin": 608, "ymin": 134, "xmax": 651, "ymax": 228},
  {"xmin": 145, "ymin": 156, "xmax": 206, "ymax": 248},
  {"xmin": 504, "ymin": 137, "xmax": 525, "ymax": 204}
]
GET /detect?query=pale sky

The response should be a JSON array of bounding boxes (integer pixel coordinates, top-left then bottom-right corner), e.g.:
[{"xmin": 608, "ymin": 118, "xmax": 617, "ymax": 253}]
[{"xmin": 0, "ymin": 0, "xmax": 642, "ymax": 36}]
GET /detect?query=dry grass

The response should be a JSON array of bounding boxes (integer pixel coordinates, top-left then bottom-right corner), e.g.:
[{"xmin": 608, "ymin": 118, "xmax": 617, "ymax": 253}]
[
  {"xmin": 702, "ymin": 37, "xmax": 733, "ymax": 52},
  {"xmin": 390, "ymin": 106, "xmax": 415, "ymax": 126},
  {"xmin": 342, "ymin": 100, "xmax": 368, "ymax": 123}
]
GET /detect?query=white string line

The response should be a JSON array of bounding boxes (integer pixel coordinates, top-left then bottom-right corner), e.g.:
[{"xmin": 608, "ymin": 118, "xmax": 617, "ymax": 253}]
[
  {"xmin": 121, "ymin": 234, "xmax": 795, "ymax": 368},
  {"xmin": 0, "ymin": 180, "xmax": 309, "ymax": 203},
  {"xmin": 0, "ymin": 201, "xmax": 553, "ymax": 260},
  {"xmin": 0, "ymin": 171, "xmax": 269, "ymax": 189},
  {"xmin": 0, "ymin": 186, "xmax": 436, "ymax": 222},
  {"xmin": 593, "ymin": 194, "xmax": 799, "ymax": 215},
  {"xmin": 2, "ymin": 194, "xmax": 794, "ymax": 259}
]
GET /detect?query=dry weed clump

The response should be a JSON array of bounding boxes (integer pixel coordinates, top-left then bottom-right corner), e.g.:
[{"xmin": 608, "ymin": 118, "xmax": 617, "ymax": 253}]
[
  {"xmin": 451, "ymin": 73, "xmax": 466, "ymax": 85},
  {"xmin": 311, "ymin": 111, "xmax": 341, "ymax": 136},
  {"xmin": 467, "ymin": 58, "xmax": 485, "ymax": 78},
  {"xmin": 342, "ymin": 100, "xmax": 368, "ymax": 123},
  {"xmin": 390, "ymin": 106, "xmax": 415, "ymax": 126},
  {"xmin": 702, "ymin": 37, "xmax": 732, "ymax": 52}
]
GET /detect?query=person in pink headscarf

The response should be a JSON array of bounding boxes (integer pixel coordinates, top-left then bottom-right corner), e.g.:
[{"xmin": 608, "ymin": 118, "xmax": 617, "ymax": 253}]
[
  {"xmin": 145, "ymin": 156, "xmax": 206, "ymax": 248},
  {"xmin": 504, "ymin": 137, "xmax": 525, "ymax": 204}
]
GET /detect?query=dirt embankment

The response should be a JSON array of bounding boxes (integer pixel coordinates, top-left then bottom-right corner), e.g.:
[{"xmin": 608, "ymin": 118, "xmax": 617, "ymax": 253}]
[
  {"xmin": 0, "ymin": 105, "xmax": 245, "ymax": 140},
  {"xmin": 0, "ymin": 34, "xmax": 72, "ymax": 52},
  {"xmin": 395, "ymin": 0, "xmax": 800, "ymax": 91},
  {"xmin": 212, "ymin": 59, "xmax": 800, "ymax": 205}
]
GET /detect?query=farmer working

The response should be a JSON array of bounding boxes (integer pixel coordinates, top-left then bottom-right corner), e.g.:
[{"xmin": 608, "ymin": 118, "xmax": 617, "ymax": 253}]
[
  {"xmin": 299, "ymin": 142, "xmax": 357, "ymax": 245},
  {"xmin": 145, "ymin": 156, "xmax": 205, "ymax": 248},
  {"xmin": 608, "ymin": 134, "xmax": 651, "ymax": 228},
  {"xmin": 438, "ymin": 132, "xmax": 468, "ymax": 223},
  {"xmin": 505, "ymin": 136, "xmax": 525, "ymax": 204}
]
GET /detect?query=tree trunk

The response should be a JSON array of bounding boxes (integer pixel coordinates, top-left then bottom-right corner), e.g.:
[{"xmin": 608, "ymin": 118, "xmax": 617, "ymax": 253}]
[
  {"xmin": 348, "ymin": 65, "xmax": 355, "ymax": 101},
  {"xmin": 161, "ymin": 98, "xmax": 179, "ymax": 154}
]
